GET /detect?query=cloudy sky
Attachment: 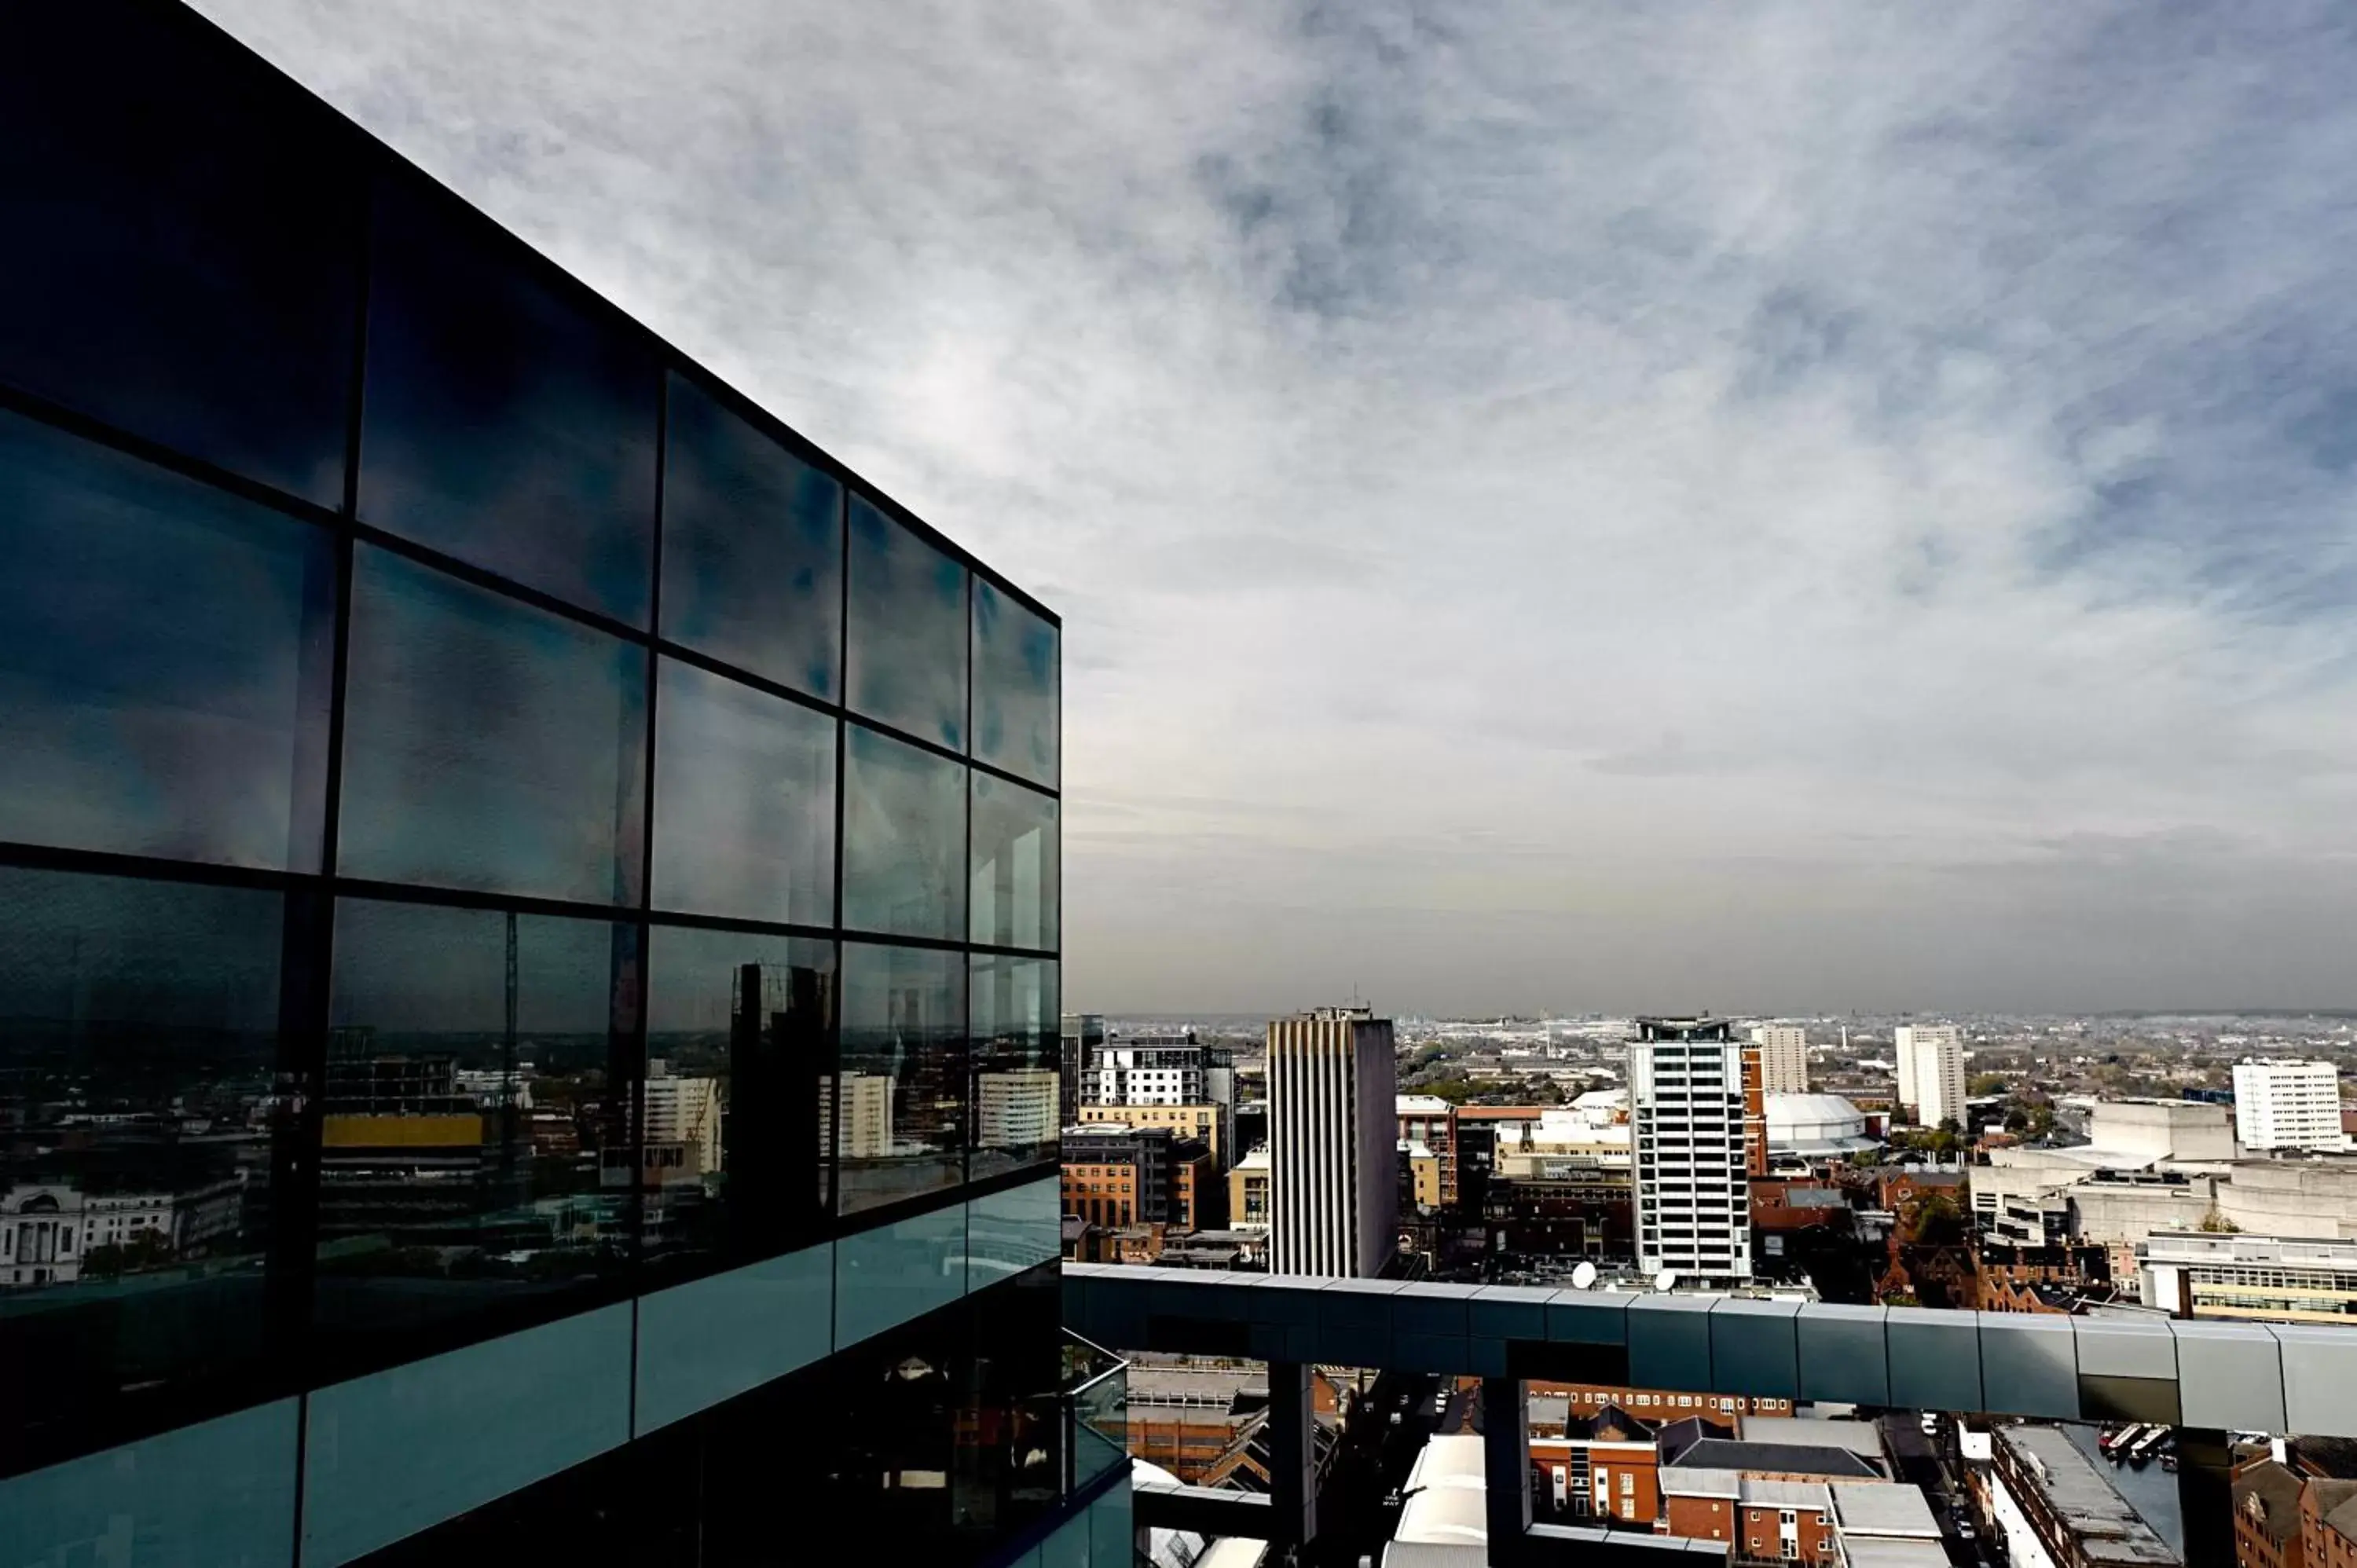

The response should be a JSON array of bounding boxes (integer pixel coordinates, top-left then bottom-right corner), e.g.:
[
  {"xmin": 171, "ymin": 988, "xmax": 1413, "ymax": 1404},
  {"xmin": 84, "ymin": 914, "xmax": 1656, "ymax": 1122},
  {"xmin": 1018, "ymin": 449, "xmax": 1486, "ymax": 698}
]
[{"xmin": 201, "ymin": 1, "xmax": 2357, "ymax": 1016}]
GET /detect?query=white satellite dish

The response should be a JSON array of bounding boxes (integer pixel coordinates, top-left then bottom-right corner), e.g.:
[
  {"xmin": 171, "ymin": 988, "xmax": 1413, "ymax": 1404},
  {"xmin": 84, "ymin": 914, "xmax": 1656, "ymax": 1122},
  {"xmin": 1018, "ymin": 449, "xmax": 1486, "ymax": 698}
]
[
  {"xmin": 1571, "ymin": 1261, "xmax": 1599, "ymax": 1290},
  {"xmin": 1655, "ymin": 1269, "xmax": 1677, "ymax": 1292}
]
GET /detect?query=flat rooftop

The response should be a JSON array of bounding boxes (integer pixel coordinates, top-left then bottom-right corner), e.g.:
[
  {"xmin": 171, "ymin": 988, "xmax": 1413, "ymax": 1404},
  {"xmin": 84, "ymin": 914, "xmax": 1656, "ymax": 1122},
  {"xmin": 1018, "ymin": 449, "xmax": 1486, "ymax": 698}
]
[
  {"xmin": 1830, "ymin": 1480, "xmax": 1941, "ymax": 1537},
  {"xmin": 1996, "ymin": 1426, "xmax": 2179, "ymax": 1566}
]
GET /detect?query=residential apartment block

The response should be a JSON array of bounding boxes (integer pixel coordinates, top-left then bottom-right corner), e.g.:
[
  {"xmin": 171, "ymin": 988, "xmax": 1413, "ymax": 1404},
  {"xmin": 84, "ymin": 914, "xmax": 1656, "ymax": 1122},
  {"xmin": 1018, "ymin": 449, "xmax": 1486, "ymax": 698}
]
[
  {"xmin": 2237, "ymin": 1060, "xmax": 2352, "ymax": 1153},
  {"xmin": 1631, "ymin": 1017, "xmax": 1758, "ymax": 1284}
]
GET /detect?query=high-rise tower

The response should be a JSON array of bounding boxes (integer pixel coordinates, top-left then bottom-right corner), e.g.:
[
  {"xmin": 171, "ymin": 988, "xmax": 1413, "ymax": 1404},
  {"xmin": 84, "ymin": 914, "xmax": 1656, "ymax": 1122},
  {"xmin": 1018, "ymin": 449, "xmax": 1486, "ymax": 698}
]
[
  {"xmin": 1629, "ymin": 1017, "xmax": 1754, "ymax": 1284},
  {"xmin": 1268, "ymin": 1006, "xmax": 1398, "ymax": 1277}
]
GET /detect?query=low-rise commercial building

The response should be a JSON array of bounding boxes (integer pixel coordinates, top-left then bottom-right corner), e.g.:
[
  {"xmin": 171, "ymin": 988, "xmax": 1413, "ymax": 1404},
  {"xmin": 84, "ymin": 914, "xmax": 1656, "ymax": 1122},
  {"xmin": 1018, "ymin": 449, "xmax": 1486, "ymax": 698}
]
[
  {"xmin": 2217, "ymin": 1156, "xmax": 2357, "ymax": 1240},
  {"xmin": 1228, "ymin": 1146, "xmax": 1271, "ymax": 1234},
  {"xmin": 1985, "ymin": 1424, "xmax": 2179, "ymax": 1568},
  {"xmin": 1075, "ymin": 1101, "xmax": 1233, "ymax": 1171},
  {"xmin": 2142, "ymin": 1231, "xmax": 2357, "ymax": 1323},
  {"xmin": 1398, "ymin": 1094, "xmax": 1461, "ymax": 1207}
]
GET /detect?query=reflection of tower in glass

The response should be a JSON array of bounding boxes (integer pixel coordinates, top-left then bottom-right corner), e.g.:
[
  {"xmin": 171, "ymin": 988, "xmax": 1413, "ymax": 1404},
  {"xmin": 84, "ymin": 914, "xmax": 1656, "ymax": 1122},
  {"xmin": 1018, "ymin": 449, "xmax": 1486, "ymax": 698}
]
[
  {"xmin": 317, "ymin": 1035, "xmax": 509, "ymax": 1240},
  {"xmin": 976, "ymin": 1068, "xmax": 1057, "ymax": 1151},
  {"xmin": 642, "ymin": 1059, "xmax": 722, "ymax": 1179},
  {"xmin": 893, "ymin": 982, "xmax": 952, "ymax": 1145},
  {"xmin": 730, "ymin": 961, "xmax": 830, "ymax": 1240},
  {"xmin": 826, "ymin": 1074, "xmax": 896, "ymax": 1158}
]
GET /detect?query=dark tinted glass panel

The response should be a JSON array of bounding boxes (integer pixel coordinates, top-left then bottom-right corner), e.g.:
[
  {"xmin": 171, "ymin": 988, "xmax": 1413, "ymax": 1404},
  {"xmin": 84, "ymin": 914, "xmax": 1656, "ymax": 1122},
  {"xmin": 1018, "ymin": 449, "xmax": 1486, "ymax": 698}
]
[
  {"xmin": 970, "ymin": 773, "xmax": 1058, "ymax": 952},
  {"xmin": 377, "ymin": 1274, "xmax": 1066, "ymax": 1565},
  {"xmin": 0, "ymin": 866, "xmax": 289, "ymax": 1478},
  {"xmin": 0, "ymin": 412, "xmax": 335, "ymax": 871},
  {"xmin": 340, "ymin": 544, "xmax": 647, "ymax": 905},
  {"xmin": 360, "ymin": 178, "xmax": 658, "ymax": 625},
  {"xmin": 0, "ymin": 1, "xmax": 357, "ymax": 503},
  {"xmin": 971, "ymin": 580, "xmax": 1058, "ymax": 789},
  {"xmin": 970, "ymin": 957, "xmax": 1057, "ymax": 1181},
  {"xmin": 819, "ymin": 1280, "xmax": 1062, "ymax": 1556},
  {"xmin": 659, "ymin": 375, "xmax": 843, "ymax": 698},
  {"xmin": 954, "ymin": 1265, "xmax": 1066, "ymax": 1539},
  {"xmin": 651, "ymin": 660, "xmax": 835, "ymax": 926},
  {"xmin": 845, "ymin": 498, "xmax": 966, "ymax": 749},
  {"xmin": 842, "ymin": 725, "xmax": 965, "ymax": 942},
  {"xmin": 315, "ymin": 898, "xmax": 632, "ymax": 1365},
  {"xmin": 641, "ymin": 926, "xmax": 835, "ymax": 1280},
  {"xmin": 838, "ymin": 943, "xmax": 964, "ymax": 1214}
]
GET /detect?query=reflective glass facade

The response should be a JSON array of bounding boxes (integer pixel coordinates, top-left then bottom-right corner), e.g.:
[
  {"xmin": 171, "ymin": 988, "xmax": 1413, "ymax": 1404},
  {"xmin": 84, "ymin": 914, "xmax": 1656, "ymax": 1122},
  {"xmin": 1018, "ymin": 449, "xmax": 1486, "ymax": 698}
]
[{"xmin": 0, "ymin": 4, "xmax": 1089, "ymax": 1563}]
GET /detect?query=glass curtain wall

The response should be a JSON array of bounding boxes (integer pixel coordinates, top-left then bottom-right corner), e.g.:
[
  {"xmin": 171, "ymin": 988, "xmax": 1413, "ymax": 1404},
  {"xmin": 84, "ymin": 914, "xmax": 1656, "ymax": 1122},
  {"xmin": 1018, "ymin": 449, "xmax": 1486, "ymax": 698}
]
[{"xmin": 0, "ymin": 0, "xmax": 1060, "ymax": 1486}]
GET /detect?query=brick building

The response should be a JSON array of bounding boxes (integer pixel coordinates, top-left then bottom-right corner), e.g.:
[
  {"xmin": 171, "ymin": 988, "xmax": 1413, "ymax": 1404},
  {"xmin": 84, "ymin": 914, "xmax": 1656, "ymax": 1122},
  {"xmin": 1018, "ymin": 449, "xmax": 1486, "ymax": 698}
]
[
  {"xmin": 1534, "ymin": 1381, "xmax": 1791, "ymax": 1423},
  {"xmin": 1063, "ymin": 1142, "xmax": 1143, "ymax": 1230},
  {"xmin": 2237, "ymin": 1458, "xmax": 2309, "ymax": 1568},
  {"xmin": 1171, "ymin": 1145, "xmax": 1224, "ymax": 1231},
  {"xmin": 1527, "ymin": 1401, "xmax": 1662, "ymax": 1525},
  {"xmin": 1060, "ymin": 1123, "xmax": 1217, "ymax": 1235},
  {"xmin": 2234, "ymin": 1438, "xmax": 2357, "ymax": 1568},
  {"xmin": 2303, "ymin": 1477, "xmax": 2357, "ymax": 1568}
]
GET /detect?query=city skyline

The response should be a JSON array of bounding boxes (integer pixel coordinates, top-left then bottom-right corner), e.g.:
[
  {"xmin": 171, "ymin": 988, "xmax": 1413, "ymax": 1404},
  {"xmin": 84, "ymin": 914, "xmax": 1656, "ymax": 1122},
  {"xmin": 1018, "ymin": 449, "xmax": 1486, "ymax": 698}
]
[{"xmin": 195, "ymin": 0, "xmax": 2357, "ymax": 1013}]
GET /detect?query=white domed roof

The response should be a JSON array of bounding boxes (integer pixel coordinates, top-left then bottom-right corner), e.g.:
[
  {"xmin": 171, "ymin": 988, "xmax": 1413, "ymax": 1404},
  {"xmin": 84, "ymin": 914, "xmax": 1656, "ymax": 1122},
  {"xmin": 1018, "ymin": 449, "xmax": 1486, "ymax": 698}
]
[
  {"xmin": 1766, "ymin": 1093, "xmax": 1866, "ymax": 1127},
  {"xmin": 1764, "ymin": 1093, "xmax": 1877, "ymax": 1157}
]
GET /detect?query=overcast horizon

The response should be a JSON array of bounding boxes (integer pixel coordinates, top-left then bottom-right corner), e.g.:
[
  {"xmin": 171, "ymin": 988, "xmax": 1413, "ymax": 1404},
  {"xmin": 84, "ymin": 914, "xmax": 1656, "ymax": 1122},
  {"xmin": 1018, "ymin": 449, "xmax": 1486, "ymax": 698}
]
[{"xmin": 200, "ymin": 2, "xmax": 2357, "ymax": 1016}]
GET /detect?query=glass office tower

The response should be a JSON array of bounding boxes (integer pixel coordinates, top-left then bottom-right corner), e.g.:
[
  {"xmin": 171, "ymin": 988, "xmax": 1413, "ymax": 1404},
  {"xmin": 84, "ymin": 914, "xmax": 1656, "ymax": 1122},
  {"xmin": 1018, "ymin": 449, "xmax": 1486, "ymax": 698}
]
[{"xmin": 0, "ymin": 2, "xmax": 1122, "ymax": 1563}]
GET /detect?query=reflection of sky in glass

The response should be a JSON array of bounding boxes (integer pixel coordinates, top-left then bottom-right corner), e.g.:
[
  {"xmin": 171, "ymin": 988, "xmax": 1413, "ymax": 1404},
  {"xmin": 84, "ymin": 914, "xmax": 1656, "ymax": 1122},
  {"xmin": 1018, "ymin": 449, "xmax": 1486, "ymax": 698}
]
[
  {"xmin": 0, "ymin": 6, "xmax": 357, "ymax": 504},
  {"xmin": 651, "ymin": 659, "xmax": 836, "ymax": 926},
  {"xmin": 0, "ymin": 412, "xmax": 333, "ymax": 871},
  {"xmin": 361, "ymin": 178, "xmax": 658, "ymax": 625},
  {"xmin": 0, "ymin": 864, "xmax": 284, "ymax": 1040},
  {"xmin": 339, "ymin": 544, "xmax": 646, "ymax": 905},
  {"xmin": 846, "ymin": 498, "xmax": 966, "ymax": 749},
  {"xmin": 970, "ymin": 956, "xmax": 1054, "ymax": 1059},
  {"xmin": 660, "ymin": 375, "xmax": 842, "ymax": 698},
  {"xmin": 971, "ymin": 580, "xmax": 1058, "ymax": 789},
  {"xmin": 329, "ymin": 899, "xmax": 618, "ymax": 1043},
  {"xmin": 970, "ymin": 773, "xmax": 1058, "ymax": 952},
  {"xmin": 842, "ymin": 724, "xmax": 966, "ymax": 941}
]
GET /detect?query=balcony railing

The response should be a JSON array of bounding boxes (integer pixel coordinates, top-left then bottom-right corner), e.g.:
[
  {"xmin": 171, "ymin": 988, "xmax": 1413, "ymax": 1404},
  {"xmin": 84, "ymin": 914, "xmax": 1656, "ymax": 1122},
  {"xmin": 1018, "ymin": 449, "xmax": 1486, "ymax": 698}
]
[
  {"xmin": 1062, "ymin": 1329, "xmax": 1131, "ymax": 1499},
  {"xmin": 1066, "ymin": 1265, "xmax": 2357, "ymax": 1565}
]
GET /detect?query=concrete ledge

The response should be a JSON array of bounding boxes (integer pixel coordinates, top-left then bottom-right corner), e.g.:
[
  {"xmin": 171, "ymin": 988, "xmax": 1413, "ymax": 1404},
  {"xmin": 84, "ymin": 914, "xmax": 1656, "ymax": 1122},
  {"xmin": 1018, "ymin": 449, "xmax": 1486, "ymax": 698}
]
[
  {"xmin": 1128, "ymin": 1477, "xmax": 1274, "ymax": 1538},
  {"xmin": 1067, "ymin": 1272, "xmax": 2349, "ymax": 1435}
]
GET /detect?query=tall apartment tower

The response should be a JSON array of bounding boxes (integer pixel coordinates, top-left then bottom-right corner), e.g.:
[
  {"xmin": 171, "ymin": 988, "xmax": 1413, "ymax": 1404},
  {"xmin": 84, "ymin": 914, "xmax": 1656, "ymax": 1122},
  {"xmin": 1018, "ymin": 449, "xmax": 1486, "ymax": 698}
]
[
  {"xmin": 1269, "ymin": 1006, "xmax": 1398, "ymax": 1277},
  {"xmin": 1749, "ymin": 1024, "xmax": 1809, "ymax": 1095},
  {"xmin": 2234, "ymin": 1060, "xmax": 2351, "ymax": 1152},
  {"xmin": 1629, "ymin": 1018, "xmax": 1755, "ymax": 1284},
  {"xmin": 1894, "ymin": 1024, "xmax": 1967, "ymax": 1130}
]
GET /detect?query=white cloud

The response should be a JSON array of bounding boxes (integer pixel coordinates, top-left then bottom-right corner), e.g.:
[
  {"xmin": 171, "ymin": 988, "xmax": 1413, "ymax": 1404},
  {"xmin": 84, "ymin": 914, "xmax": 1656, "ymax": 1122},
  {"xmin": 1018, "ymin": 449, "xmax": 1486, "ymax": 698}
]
[{"xmin": 200, "ymin": 0, "xmax": 2357, "ymax": 1012}]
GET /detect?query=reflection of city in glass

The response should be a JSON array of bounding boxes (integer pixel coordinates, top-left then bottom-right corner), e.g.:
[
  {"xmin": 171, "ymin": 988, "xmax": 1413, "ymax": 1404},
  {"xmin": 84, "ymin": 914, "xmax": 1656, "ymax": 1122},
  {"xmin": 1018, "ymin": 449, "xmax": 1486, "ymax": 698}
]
[
  {"xmin": 1, "ymin": 2, "xmax": 1064, "ymax": 1551},
  {"xmin": 311, "ymin": 900, "xmax": 630, "ymax": 1343}
]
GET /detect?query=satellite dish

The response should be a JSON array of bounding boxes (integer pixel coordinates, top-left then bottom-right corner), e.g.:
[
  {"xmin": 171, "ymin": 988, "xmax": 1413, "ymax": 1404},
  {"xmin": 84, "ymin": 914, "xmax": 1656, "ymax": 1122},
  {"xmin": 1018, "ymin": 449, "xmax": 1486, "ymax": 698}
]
[
  {"xmin": 1655, "ymin": 1269, "xmax": 1677, "ymax": 1292},
  {"xmin": 1571, "ymin": 1261, "xmax": 1599, "ymax": 1290}
]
